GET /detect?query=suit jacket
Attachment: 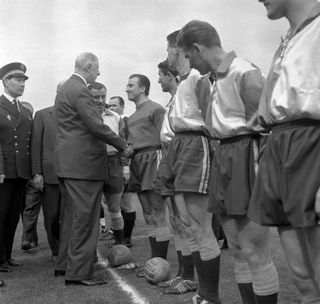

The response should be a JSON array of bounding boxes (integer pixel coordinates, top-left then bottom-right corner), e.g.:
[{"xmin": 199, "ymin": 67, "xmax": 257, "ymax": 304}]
[
  {"xmin": 54, "ymin": 74, "xmax": 126, "ymax": 180},
  {"xmin": 0, "ymin": 95, "xmax": 32, "ymax": 178},
  {"xmin": 31, "ymin": 106, "xmax": 58, "ymax": 184}
]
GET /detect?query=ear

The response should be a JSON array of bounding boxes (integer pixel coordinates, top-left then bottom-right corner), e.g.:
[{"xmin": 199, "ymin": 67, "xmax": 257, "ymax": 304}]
[
  {"xmin": 84, "ymin": 63, "xmax": 92, "ymax": 73},
  {"xmin": 192, "ymin": 43, "xmax": 202, "ymax": 54},
  {"xmin": 140, "ymin": 85, "xmax": 146, "ymax": 94}
]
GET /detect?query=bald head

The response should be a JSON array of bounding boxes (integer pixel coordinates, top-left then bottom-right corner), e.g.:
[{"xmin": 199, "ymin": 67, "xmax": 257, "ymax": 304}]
[
  {"xmin": 74, "ymin": 52, "xmax": 100, "ymax": 84},
  {"xmin": 75, "ymin": 52, "xmax": 98, "ymax": 70}
]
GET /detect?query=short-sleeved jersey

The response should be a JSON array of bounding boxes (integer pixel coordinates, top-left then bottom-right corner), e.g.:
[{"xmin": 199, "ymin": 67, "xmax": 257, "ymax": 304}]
[
  {"xmin": 258, "ymin": 6, "xmax": 320, "ymax": 126},
  {"xmin": 206, "ymin": 52, "xmax": 265, "ymax": 139}
]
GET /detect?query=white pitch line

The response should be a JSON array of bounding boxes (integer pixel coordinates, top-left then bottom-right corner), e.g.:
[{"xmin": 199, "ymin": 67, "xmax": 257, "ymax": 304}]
[{"xmin": 97, "ymin": 252, "xmax": 149, "ymax": 304}]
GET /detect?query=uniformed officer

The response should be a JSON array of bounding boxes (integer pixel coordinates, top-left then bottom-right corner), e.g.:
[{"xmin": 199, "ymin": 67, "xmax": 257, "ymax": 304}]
[{"xmin": 0, "ymin": 62, "xmax": 32, "ymax": 272}]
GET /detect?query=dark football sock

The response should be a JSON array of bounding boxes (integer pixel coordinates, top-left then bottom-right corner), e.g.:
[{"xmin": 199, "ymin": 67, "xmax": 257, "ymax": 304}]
[
  {"xmin": 192, "ymin": 251, "xmax": 206, "ymax": 298},
  {"xmin": 148, "ymin": 236, "xmax": 157, "ymax": 258},
  {"xmin": 176, "ymin": 250, "xmax": 183, "ymax": 277},
  {"xmin": 256, "ymin": 293, "xmax": 278, "ymax": 304},
  {"xmin": 113, "ymin": 229, "xmax": 124, "ymax": 245},
  {"xmin": 202, "ymin": 256, "xmax": 220, "ymax": 303},
  {"xmin": 122, "ymin": 211, "xmax": 136, "ymax": 239},
  {"xmin": 181, "ymin": 253, "xmax": 195, "ymax": 281},
  {"xmin": 155, "ymin": 240, "xmax": 169, "ymax": 260},
  {"xmin": 237, "ymin": 283, "xmax": 257, "ymax": 304}
]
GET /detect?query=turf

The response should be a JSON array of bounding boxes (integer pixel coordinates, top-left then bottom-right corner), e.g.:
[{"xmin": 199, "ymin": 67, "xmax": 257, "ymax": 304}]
[{"xmin": 0, "ymin": 206, "xmax": 299, "ymax": 304}]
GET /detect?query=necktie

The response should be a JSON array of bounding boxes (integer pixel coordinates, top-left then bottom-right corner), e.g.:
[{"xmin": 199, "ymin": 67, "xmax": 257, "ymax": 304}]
[
  {"xmin": 13, "ymin": 99, "xmax": 20, "ymax": 112},
  {"xmin": 11, "ymin": 99, "xmax": 20, "ymax": 117}
]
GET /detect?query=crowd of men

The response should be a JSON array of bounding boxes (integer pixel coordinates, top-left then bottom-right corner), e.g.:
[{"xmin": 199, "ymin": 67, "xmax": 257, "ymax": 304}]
[{"xmin": 0, "ymin": 0, "xmax": 320, "ymax": 303}]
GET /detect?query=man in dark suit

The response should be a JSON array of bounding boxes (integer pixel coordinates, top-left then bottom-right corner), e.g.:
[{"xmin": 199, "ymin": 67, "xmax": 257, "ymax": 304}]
[
  {"xmin": 31, "ymin": 102, "xmax": 61, "ymax": 261},
  {"xmin": 0, "ymin": 62, "xmax": 32, "ymax": 272},
  {"xmin": 54, "ymin": 52, "xmax": 129, "ymax": 286}
]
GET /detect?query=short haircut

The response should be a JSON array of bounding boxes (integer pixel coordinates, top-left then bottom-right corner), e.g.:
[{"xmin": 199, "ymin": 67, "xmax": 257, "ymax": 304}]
[
  {"xmin": 177, "ymin": 20, "xmax": 221, "ymax": 50},
  {"xmin": 129, "ymin": 74, "xmax": 150, "ymax": 96},
  {"xmin": 110, "ymin": 96, "xmax": 125, "ymax": 107},
  {"xmin": 88, "ymin": 82, "xmax": 106, "ymax": 91},
  {"xmin": 157, "ymin": 60, "xmax": 179, "ymax": 78},
  {"xmin": 166, "ymin": 30, "xmax": 180, "ymax": 47}
]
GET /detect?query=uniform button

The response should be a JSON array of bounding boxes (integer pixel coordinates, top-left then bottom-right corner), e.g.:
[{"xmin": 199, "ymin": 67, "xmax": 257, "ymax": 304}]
[
  {"xmin": 27, "ymin": 152, "xmax": 30, "ymax": 156},
  {"xmin": 14, "ymin": 129, "xmax": 16, "ymax": 131},
  {"xmin": 14, "ymin": 135, "xmax": 17, "ymax": 138},
  {"xmin": 16, "ymin": 150, "xmax": 19, "ymax": 153},
  {"xmin": 14, "ymin": 143, "xmax": 18, "ymax": 146}
]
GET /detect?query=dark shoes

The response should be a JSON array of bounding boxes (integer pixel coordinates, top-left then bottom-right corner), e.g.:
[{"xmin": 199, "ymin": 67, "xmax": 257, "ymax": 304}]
[
  {"xmin": 65, "ymin": 278, "xmax": 107, "ymax": 286},
  {"xmin": 8, "ymin": 259, "xmax": 23, "ymax": 267},
  {"xmin": 0, "ymin": 259, "xmax": 22, "ymax": 272},
  {"xmin": 54, "ymin": 270, "xmax": 66, "ymax": 277},
  {"xmin": 0, "ymin": 264, "xmax": 11, "ymax": 273},
  {"xmin": 0, "ymin": 279, "xmax": 5, "ymax": 287}
]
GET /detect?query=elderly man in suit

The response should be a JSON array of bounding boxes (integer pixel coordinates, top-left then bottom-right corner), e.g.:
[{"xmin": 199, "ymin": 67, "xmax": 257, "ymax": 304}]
[
  {"xmin": 0, "ymin": 62, "xmax": 32, "ymax": 272},
  {"xmin": 54, "ymin": 52, "xmax": 129, "ymax": 286}
]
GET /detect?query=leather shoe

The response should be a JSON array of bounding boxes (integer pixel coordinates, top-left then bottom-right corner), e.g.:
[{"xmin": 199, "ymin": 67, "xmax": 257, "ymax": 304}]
[
  {"xmin": 54, "ymin": 270, "xmax": 66, "ymax": 277},
  {"xmin": 8, "ymin": 259, "xmax": 23, "ymax": 267},
  {"xmin": 0, "ymin": 279, "xmax": 5, "ymax": 287},
  {"xmin": 0, "ymin": 264, "xmax": 11, "ymax": 273},
  {"xmin": 65, "ymin": 278, "xmax": 107, "ymax": 286}
]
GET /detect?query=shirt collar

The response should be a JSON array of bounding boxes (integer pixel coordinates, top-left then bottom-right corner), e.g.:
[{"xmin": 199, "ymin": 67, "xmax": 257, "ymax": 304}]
[
  {"xmin": 102, "ymin": 109, "xmax": 115, "ymax": 117},
  {"xmin": 215, "ymin": 51, "xmax": 237, "ymax": 76},
  {"xmin": 73, "ymin": 73, "xmax": 88, "ymax": 86},
  {"xmin": 295, "ymin": 3, "xmax": 320, "ymax": 36},
  {"xmin": 3, "ymin": 92, "xmax": 18, "ymax": 104}
]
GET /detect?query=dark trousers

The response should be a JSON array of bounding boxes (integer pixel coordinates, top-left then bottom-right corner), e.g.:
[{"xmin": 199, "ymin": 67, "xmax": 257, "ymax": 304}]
[
  {"xmin": 42, "ymin": 183, "xmax": 61, "ymax": 256},
  {"xmin": 56, "ymin": 178, "xmax": 103, "ymax": 281},
  {"xmin": 0, "ymin": 178, "xmax": 27, "ymax": 264},
  {"xmin": 22, "ymin": 182, "xmax": 42, "ymax": 243}
]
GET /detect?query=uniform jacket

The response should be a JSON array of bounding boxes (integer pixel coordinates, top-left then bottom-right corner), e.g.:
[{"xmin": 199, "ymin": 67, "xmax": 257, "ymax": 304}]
[
  {"xmin": 31, "ymin": 106, "xmax": 58, "ymax": 184},
  {"xmin": 0, "ymin": 94, "xmax": 32, "ymax": 179},
  {"xmin": 54, "ymin": 74, "xmax": 126, "ymax": 180}
]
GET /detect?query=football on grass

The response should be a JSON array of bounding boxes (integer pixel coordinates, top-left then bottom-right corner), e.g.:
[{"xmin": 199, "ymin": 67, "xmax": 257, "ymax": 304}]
[
  {"xmin": 108, "ymin": 244, "xmax": 132, "ymax": 267},
  {"xmin": 144, "ymin": 257, "xmax": 171, "ymax": 284}
]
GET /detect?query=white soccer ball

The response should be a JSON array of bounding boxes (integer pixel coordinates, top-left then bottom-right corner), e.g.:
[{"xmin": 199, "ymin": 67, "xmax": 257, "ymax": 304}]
[{"xmin": 144, "ymin": 257, "xmax": 171, "ymax": 284}]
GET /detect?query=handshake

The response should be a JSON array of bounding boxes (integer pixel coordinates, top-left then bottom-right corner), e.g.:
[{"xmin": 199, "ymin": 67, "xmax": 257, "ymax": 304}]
[{"xmin": 120, "ymin": 145, "xmax": 134, "ymax": 159}]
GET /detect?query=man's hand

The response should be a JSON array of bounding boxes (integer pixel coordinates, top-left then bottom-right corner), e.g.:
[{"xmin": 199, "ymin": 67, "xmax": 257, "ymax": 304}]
[
  {"xmin": 0, "ymin": 174, "xmax": 5, "ymax": 184},
  {"xmin": 32, "ymin": 174, "xmax": 44, "ymax": 191},
  {"xmin": 122, "ymin": 166, "xmax": 130, "ymax": 185},
  {"xmin": 315, "ymin": 186, "xmax": 320, "ymax": 225},
  {"xmin": 121, "ymin": 146, "xmax": 133, "ymax": 159}
]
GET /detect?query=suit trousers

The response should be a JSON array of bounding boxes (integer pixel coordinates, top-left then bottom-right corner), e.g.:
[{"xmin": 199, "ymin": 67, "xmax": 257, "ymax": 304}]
[
  {"xmin": 22, "ymin": 182, "xmax": 42, "ymax": 243},
  {"xmin": 42, "ymin": 183, "xmax": 61, "ymax": 256},
  {"xmin": 0, "ymin": 178, "xmax": 27, "ymax": 264},
  {"xmin": 56, "ymin": 178, "xmax": 103, "ymax": 280}
]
